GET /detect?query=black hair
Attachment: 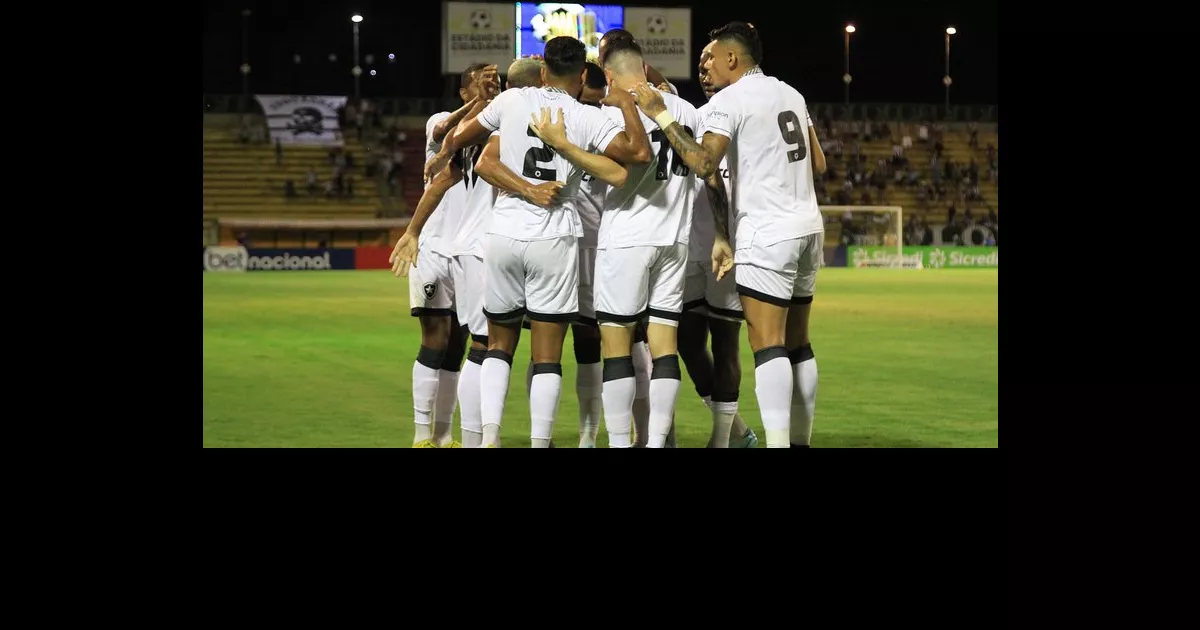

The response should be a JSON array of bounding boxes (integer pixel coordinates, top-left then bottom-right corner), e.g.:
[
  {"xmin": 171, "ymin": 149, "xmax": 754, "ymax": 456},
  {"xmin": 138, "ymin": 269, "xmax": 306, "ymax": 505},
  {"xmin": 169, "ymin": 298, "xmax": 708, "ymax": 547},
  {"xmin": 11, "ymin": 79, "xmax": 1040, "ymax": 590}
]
[
  {"xmin": 544, "ymin": 36, "xmax": 588, "ymax": 77},
  {"xmin": 583, "ymin": 62, "xmax": 607, "ymax": 89},
  {"xmin": 708, "ymin": 21, "xmax": 762, "ymax": 65},
  {"xmin": 460, "ymin": 63, "xmax": 488, "ymax": 91},
  {"xmin": 598, "ymin": 28, "xmax": 635, "ymax": 65},
  {"xmin": 602, "ymin": 37, "xmax": 644, "ymax": 73}
]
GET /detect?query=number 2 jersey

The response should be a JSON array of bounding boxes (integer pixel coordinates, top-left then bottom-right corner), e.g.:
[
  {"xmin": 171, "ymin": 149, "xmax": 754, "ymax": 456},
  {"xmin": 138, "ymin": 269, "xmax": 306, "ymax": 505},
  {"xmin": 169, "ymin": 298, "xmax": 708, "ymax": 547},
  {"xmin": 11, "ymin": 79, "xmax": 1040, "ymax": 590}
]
[
  {"xmin": 598, "ymin": 91, "xmax": 701, "ymax": 250},
  {"xmin": 475, "ymin": 86, "xmax": 622, "ymax": 242},
  {"xmin": 701, "ymin": 70, "xmax": 822, "ymax": 249}
]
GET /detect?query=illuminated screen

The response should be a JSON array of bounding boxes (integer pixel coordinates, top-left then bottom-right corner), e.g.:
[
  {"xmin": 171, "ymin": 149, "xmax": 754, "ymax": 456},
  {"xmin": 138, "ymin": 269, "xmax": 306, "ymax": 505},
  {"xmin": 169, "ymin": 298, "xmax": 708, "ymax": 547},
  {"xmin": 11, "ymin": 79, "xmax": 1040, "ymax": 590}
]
[{"xmin": 515, "ymin": 3, "xmax": 624, "ymax": 61}]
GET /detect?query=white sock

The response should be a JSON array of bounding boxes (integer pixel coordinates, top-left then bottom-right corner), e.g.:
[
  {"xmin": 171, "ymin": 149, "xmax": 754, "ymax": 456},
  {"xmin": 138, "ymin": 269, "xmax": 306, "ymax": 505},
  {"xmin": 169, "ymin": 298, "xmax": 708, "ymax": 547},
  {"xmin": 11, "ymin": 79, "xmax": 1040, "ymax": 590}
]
[
  {"xmin": 412, "ymin": 347, "xmax": 442, "ymax": 443},
  {"xmin": 631, "ymin": 342, "xmax": 652, "ymax": 446},
  {"xmin": 647, "ymin": 355, "xmax": 681, "ymax": 448},
  {"xmin": 576, "ymin": 362, "xmax": 603, "ymax": 447},
  {"xmin": 434, "ymin": 370, "xmax": 459, "ymax": 445},
  {"xmin": 791, "ymin": 349, "xmax": 818, "ymax": 447},
  {"xmin": 480, "ymin": 353, "xmax": 512, "ymax": 448},
  {"xmin": 754, "ymin": 348, "xmax": 793, "ymax": 448},
  {"xmin": 602, "ymin": 356, "xmax": 636, "ymax": 448},
  {"xmin": 530, "ymin": 364, "xmax": 563, "ymax": 448},
  {"xmin": 458, "ymin": 353, "xmax": 484, "ymax": 447},
  {"xmin": 710, "ymin": 400, "xmax": 738, "ymax": 448}
]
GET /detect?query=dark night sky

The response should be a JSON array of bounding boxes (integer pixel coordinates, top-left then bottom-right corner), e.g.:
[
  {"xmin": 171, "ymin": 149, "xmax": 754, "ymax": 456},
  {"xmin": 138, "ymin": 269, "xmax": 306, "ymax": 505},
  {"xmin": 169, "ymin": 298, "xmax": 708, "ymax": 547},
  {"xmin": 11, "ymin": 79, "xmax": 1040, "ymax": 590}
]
[{"xmin": 203, "ymin": 0, "xmax": 996, "ymax": 106}]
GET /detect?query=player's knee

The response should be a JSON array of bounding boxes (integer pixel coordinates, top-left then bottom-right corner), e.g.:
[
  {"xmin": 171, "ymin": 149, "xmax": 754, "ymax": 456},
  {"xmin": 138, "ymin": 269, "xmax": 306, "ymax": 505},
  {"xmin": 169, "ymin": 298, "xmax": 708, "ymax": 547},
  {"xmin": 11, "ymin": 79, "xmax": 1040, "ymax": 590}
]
[
  {"xmin": 417, "ymin": 345, "xmax": 448, "ymax": 370},
  {"xmin": 574, "ymin": 335, "xmax": 602, "ymax": 364},
  {"xmin": 602, "ymin": 355, "xmax": 636, "ymax": 382},
  {"xmin": 651, "ymin": 354, "xmax": 681, "ymax": 381},
  {"xmin": 788, "ymin": 344, "xmax": 815, "ymax": 364},
  {"xmin": 420, "ymin": 316, "xmax": 451, "ymax": 348},
  {"xmin": 441, "ymin": 326, "xmax": 468, "ymax": 372}
]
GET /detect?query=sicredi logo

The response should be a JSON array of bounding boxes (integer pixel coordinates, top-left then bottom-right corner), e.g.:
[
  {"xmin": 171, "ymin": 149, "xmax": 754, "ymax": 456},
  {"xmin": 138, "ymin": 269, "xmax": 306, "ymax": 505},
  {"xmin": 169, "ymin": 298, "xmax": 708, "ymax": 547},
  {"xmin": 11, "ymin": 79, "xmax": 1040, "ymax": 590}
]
[
  {"xmin": 247, "ymin": 251, "xmax": 332, "ymax": 270},
  {"xmin": 204, "ymin": 246, "xmax": 249, "ymax": 272}
]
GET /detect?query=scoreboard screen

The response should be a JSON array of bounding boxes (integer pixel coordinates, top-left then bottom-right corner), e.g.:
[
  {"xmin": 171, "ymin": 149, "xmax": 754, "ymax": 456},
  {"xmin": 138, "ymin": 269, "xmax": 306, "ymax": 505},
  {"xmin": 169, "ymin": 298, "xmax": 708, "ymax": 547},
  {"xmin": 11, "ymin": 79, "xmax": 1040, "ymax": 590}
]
[{"xmin": 515, "ymin": 3, "xmax": 625, "ymax": 61}]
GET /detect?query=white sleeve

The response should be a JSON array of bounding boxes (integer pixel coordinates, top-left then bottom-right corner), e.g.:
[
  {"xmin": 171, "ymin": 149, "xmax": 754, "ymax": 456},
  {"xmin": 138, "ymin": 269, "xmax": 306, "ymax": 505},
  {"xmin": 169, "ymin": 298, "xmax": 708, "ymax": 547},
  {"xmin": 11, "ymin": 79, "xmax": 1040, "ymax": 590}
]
[
  {"xmin": 425, "ymin": 112, "xmax": 450, "ymax": 152},
  {"xmin": 476, "ymin": 90, "xmax": 514, "ymax": 132},
  {"xmin": 581, "ymin": 104, "xmax": 622, "ymax": 154},
  {"xmin": 703, "ymin": 91, "xmax": 738, "ymax": 140}
]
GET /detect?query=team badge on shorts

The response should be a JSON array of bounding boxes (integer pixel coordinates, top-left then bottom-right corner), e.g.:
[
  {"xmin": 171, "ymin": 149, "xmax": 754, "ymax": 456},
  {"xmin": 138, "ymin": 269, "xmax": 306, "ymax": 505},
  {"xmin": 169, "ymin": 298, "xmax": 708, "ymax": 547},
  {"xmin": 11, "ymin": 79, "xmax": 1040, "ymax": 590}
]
[{"xmin": 423, "ymin": 283, "xmax": 437, "ymax": 299}]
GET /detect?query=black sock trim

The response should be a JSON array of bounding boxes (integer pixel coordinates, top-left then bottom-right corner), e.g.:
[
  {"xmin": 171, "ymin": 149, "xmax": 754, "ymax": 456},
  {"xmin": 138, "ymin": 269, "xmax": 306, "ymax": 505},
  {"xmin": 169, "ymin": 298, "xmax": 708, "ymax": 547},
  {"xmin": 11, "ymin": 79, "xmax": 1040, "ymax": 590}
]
[
  {"xmin": 603, "ymin": 356, "xmax": 635, "ymax": 382},
  {"xmin": 573, "ymin": 336, "xmax": 602, "ymax": 364},
  {"xmin": 484, "ymin": 349, "xmax": 514, "ymax": 366},
  {"xmin": 791, "ymin": 295, "xmax": 814, "ymax": 305},
  {"xmin": 634, "ymin": 322, "xmax": 648, "ymax": 344},
  {"xmin": 789, "ymin": 344, "xmax": 815, "ymax": 364},
  {"xmin": 736, "ymin": 284, "xmax": 792, "ymax": 308},
  {"xmin": 651, "ymin": 354, "xmax": 681, "ymax": 380},
  {"xmin": 753, "ymin": 345, "xmax": 789, "ymax": 367},
  {"xmin": 471, "ymin": 333, "xmax": 489, "ymax": 346},
  {"xmin": 467, "ymin": 348, "xmax": 487, "ymax": 365},
  {"xmin": 417, "ymin": 345, "xmax": 447, "ymax": 370},
  {"xmin": 711, "ymin": 391, "xmax": 739, "ymax": 403},
  {"xmin": 532, "ymin": 362, "xmax": 563, "ymax": 376}
]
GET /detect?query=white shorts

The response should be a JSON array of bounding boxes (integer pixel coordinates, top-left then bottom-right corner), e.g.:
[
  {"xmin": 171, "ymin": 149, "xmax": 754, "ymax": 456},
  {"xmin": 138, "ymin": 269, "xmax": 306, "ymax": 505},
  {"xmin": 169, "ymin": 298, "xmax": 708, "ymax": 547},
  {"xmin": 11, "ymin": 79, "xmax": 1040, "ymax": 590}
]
[
  {"xmin": 734, "ymin": 232, "xmax": 823, "ymax": 307},
  {"xmin": 595, "ymin": 243, "xmax": 688, "ymax": 328},
  {"xmin": 683, "ymin": 261, "xmax": 708, "ymax": 315},
  {"xmin": 706, "ymin": 264, "xmax": 744, "ymax": 322},
  {"xmin": 452, "ymin": 254, "xmax": 488, "ymax": 338},
  {"xmin": 578, "ymin": 247, "xmax": 597, "ymax": 327},
  {"xmin": 409, "ymin": 249, "xmax": 455, "ymax": 317},
  {"xmin": 483, "ymin": 234, "xmax": 579, "ymax": 322}
]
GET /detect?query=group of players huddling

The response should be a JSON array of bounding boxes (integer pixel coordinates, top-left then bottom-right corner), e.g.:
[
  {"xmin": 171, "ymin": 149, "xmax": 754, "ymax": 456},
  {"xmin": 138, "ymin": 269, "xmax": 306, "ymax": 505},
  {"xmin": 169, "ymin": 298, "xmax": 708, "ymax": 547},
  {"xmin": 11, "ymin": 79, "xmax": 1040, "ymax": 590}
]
[{"xmin": 390, "ymin": 22, "xmax": 826, "ymax": 448}]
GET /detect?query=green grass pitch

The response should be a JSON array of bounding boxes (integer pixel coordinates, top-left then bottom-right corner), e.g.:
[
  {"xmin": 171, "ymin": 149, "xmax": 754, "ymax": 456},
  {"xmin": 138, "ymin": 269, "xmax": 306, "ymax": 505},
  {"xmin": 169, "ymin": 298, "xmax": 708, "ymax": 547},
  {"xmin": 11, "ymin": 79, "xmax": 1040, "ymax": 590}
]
[{"xmin": 203, "ymin": 268, "xmax": 997, "ymax": 448}]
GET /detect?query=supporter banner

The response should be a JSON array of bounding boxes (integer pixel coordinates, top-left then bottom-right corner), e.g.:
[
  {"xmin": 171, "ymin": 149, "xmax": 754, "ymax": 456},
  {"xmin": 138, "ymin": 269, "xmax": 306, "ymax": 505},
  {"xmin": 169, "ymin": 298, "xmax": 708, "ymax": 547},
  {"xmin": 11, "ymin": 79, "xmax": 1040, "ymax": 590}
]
[
  {"xmin": 443, "ymin": 2, "xmax": 517, "ymax": 74},
  {"xmin": 202, "ymin": 247, "xmax": 356, "ymax": 272},
  {"xmin": 624, "ymin": 7, "xmax": 692, "ymax": 80},
  {"xmin": 354, "ymin": 246, "xmax": 394, "ymax": 270},
  {"xmin": 254, "ymin": 95, "xmax": 348, "ymax": 146},
  {"xmin": 848, "ymin": 246, "xmax": 998, "ymax": 269}
]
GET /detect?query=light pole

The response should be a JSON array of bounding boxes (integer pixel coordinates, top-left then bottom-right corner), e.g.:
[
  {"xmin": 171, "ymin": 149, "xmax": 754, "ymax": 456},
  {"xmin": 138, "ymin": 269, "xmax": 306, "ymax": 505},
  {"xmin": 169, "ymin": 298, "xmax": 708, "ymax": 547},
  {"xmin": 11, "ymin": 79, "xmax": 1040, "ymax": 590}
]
[
  {"xmin": 240, "ymin": 9, "xmax": 252, "ymax": 112},
  {"xmin": 944, "ymin": 27, "xmax": 956, "ymax": 117},
  {"xmin": 351, "ymin": 14, "xmax": 363, "ymax": 100},
  {"xmin": 843, "ymin": 24, "xmax": 855, "ymax": 108}
]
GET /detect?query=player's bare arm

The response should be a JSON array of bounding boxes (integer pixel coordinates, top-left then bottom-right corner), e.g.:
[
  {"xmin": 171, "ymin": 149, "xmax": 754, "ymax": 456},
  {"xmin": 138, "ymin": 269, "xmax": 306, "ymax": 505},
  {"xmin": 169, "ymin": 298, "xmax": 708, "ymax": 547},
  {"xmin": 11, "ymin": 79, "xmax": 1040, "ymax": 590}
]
[
  {"xmin": 430, "ymin": 96, "xmax": 479, "ymax": 144},
  {"xmin": 529, "ymin": 107, "xmax": 628, "ymax": 188},
  {"xmin": 425, "ymin": 98, "xmax": 493, "ymax": 181},
  {"xmin": 474, "ymin": 134, "xmax": 564, "ymax": 208},
  {"xmin": 390, "ymin": 161, "xmax": 464, "ymax": 277},
  {"xmin": 807, "ymin": 113, "xmax": 826, "ymax": 174},
  {"xmin": 631, "ymin": 83, "xmax": 728, "ymax": 178},
  {"xmin": 704, "ymin": 170, "xmax": 735, "ymax": 281},
  {"xmin": 598, "ymin": 87, "xmax": 653, "ymax": 165}
]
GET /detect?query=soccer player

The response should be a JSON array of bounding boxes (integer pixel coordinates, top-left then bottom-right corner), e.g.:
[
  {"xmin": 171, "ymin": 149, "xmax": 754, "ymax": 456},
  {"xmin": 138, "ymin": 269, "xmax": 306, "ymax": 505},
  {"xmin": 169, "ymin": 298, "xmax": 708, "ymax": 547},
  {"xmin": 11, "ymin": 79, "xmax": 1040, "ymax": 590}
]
[
  {"xmin": 632, "ymin": 22, "xmax": 826, "ymax": 448},
  {"xmin": 531, "ymin": 38, "xmax": 699, "ymax": 448},
  {"xmin": 396, "ymin": 63, "xmax": 495, "ymax": 448},
  {"xmin": 424, "ymin": 36, "xmax": 652, "ymax": 448}
]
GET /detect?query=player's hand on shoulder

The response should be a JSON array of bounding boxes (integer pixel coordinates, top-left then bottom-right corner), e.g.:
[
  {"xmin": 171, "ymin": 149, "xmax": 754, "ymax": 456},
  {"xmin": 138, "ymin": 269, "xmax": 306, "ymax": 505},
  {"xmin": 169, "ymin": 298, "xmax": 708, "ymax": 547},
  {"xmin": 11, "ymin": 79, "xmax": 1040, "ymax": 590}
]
[
  {"xmin": 390, "ymin": 232, "xmax": 419, "ymax": 278},
  {"xmin": 528, "ymin": 107, "xmax": 568, "ymax": 149},
  {"xmin": 630, "ymin": 82, "xmax": 666, "ymax": 117},
  {"xmin": 712, "ymin": 237, "xmax": 734, "ymax": 281},
  {"xmin": 600, "ymin": 85, "xmax": 635, "ymax": 109},
  {"xmin": 523, "ymin": 180, "xmax": 564, "ymax": 209}
]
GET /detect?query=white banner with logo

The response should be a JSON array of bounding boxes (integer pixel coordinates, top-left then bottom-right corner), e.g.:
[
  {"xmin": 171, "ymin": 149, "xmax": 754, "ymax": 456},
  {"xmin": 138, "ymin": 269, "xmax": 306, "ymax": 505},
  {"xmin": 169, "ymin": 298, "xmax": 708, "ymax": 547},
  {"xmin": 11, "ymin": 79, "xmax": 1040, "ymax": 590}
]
[
  {"xmin": 443, "ymin": 1, "xmax": 517, "ymax": 74},
  {"xmin": 254, "ymin": 95, "xmax": 348, "ymax": 146},
  {"xmin": 625, "ymin": 7, "xmax": 692, "ymax": 80}
]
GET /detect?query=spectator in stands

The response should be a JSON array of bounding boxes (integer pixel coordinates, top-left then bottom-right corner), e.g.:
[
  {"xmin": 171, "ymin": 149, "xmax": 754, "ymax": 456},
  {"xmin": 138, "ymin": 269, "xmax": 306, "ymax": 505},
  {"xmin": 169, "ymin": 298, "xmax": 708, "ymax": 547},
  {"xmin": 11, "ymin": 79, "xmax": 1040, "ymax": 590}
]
[
  {"xmin": 968, "ymin": 121, "xmax": 980, "ymax": 149},
  {"xmin": 236, "ymin": 232, "xmax": 250, "ymax": 247},
  {"xmin": 986, "ymin": 143, "xmax": 997, "ymax": 165},
  {"xmin": 863, "ymin": 119, "xmax": 874, "ymax": 141},
  {"xmin": 878, "ymin": 120, "xmax": 891, "ymax": 142},
  {"xmin": 346, "ymin": 177, "xmax": 355, "ymax": 198},
  {"xmin": 892, "ymin": 141, "xmax": 904, "ymax": 165},
  {"xmin": 920, "ymin": 219, "xmax": 934, "ymax": 246},
  {"xmin": 284, "ymin": 179, "xmax": 296, "ymax": 198},
  {"xmin": 918, "ymin": 121, "xmax": 930, "ymax": 144},
  {"xmin": 906, "ymin": 169, "xmax": 919, "ymax": 188},
  {"xmin": 306, "ymin": 168, "xmax": 318, "ymax": 195},
  {"xmin": 942, "ymin": 218, "xmax": 962, "ymax": 245},
  {"xmin": 859, "ymin": 190, "xmax": 873, "ymax": 206},
  {"xmin": 275, "ymin": 138, "xmax": 283, "ymax": 165},
  {"xmin": 968, "ymin": 183, "xmax": 983, "ymax": 202}
]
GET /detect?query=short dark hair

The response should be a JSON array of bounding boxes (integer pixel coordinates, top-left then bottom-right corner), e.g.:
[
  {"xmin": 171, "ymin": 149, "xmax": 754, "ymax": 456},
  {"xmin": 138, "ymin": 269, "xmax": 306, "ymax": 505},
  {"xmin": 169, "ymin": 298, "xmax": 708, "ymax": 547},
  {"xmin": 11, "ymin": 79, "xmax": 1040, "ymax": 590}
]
[
  {"xmin": 598, "ymin": 28, "xmax": 635, "ymax": 65},
  {"xmin": 460, "ymin": 63, "xmax": 488, "ymax": 90},
  {"xmin": 543, "ymin": 36, "xmax": 587, "ymax": 77},
  {"xmin": 709, "ymin": 21, "xmax": 762, "ymax": 65},
  {"xmin": 583, "ymin": 62, "xmax": 607, "ymax": 89},
  {"xmin": 602, "ymin": 37, "xmax": 643, "ymax": 73}
]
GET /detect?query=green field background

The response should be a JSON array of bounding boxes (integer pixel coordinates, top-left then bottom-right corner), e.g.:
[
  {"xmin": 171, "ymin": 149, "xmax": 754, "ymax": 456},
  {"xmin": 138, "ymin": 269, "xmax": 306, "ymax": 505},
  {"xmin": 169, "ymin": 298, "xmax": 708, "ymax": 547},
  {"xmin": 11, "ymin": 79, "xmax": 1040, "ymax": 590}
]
[{"xmin": 203, "ymin": 268, "xmax": 998, "ymax": 447}]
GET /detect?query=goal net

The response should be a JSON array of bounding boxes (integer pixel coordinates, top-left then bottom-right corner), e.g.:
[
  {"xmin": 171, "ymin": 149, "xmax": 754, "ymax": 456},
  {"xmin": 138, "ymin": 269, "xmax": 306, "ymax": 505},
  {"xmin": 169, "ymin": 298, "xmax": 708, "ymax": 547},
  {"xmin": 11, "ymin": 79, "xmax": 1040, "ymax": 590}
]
[{"xmin": 819, "ymin": 205, "xmax": 918, "ymax": 269}]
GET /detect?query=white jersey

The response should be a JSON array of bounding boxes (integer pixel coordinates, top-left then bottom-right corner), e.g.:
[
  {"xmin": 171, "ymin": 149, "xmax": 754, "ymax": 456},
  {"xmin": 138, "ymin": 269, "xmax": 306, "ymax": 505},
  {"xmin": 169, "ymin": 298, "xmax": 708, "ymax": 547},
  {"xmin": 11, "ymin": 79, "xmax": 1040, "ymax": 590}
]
[
  {"xmin": 449, "ymin": 136, "xmax": 497, "ymax": 259},
  {"xmin": 702, "ymin": 70, "xmax": 822, "ymax": 248},
  {"xmin": 575, "ymin": 172, "xmax": 604, "ymax": 249},
  {"xmin": 476, "ymin": 87, "xmax": 622, "ymax": 241},
  {"xmin": 598, "ymin": 92, "xmax": 700, "ymax": 250},
  {"xmin": 423, "ymin": 112, "xmax": 464, "ymax": 257},
  {"xmin": 689, "ymin": 104, "xmax": 734, "ymax": 264}
]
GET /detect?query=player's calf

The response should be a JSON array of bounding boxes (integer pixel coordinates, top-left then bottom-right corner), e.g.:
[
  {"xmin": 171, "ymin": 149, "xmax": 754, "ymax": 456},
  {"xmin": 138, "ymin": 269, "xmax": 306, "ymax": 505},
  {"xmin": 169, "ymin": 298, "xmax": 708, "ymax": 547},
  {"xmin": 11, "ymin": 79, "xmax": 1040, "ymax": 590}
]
[
  {"xmin": 599, "ymin": 323, "xmax": 636, "ymax": 448},
  {"xmin": 478, "ymin": 319, "xmax": 522, "ymax": 448},
  {"xmin": 740, "ymin": 293, "xmax": 793, "ymax": 449},
  {"xmin": 412, "ymin": 314, "xmax": 455, "ymax": 446},
  {"xmin": 709, "ymin": 318, "xmax": 744, "ymax": 448},
  {"xmin": 573, "ymin": 324, "xmax": 603, "ymax": 448},
  {"xmin": 528, "ymin": 320, "xmax": 570, "ymax": 448},
  {"xmin": 786, "ymin": 300, "xmax": 817, "ymax": 448},
  {"xmin": 431, "ymin": 320, "xmax": 468, "ymax": 446},
  {"xmin": 644, "ymin": 320, "xmax": 682, "ymax": 448}
]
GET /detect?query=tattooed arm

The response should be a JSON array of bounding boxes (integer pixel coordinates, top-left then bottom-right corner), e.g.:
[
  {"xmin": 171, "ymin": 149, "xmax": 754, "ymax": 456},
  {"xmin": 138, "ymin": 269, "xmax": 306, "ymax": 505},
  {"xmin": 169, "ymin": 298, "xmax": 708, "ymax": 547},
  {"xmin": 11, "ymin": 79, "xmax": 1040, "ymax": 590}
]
[
  {"xmin": 631, "ymin": 83, "xmax": 728, "ymax": 178},
  {"xmin": 704, "ymin": 170, "xmax": 732, "ymax": 242}
]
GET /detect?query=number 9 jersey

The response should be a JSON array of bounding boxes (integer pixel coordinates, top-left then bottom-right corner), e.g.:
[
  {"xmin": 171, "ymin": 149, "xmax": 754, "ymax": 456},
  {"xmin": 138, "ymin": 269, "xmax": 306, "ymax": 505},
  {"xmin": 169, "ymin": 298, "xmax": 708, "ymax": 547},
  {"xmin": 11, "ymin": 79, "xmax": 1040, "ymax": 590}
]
[
  {"xmin": 702, "ymin": 70, "xmax": 823, "ymax": 250},
  {"xmin": 475, "ymin": 86, "xmax": 623, "ymax": 243}
]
